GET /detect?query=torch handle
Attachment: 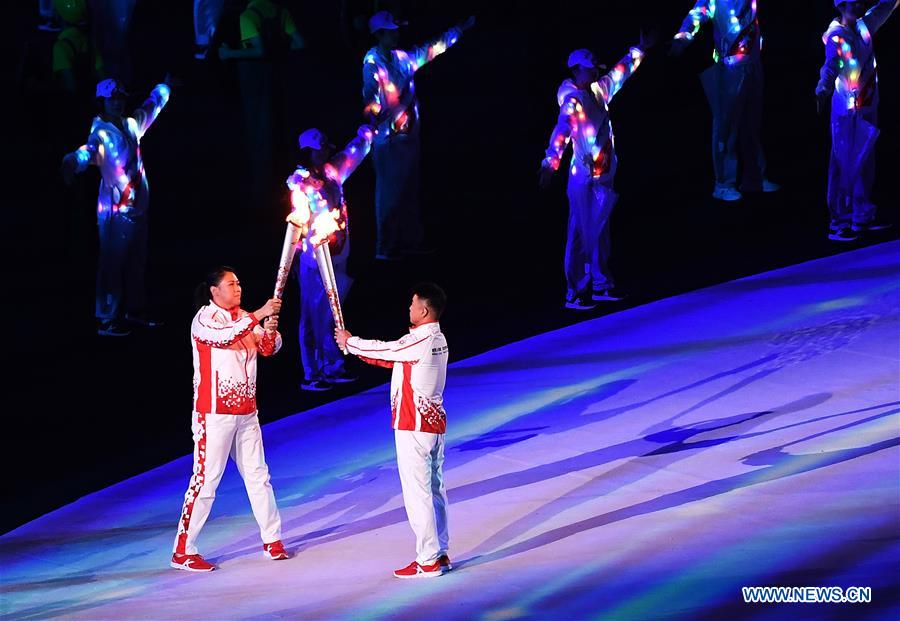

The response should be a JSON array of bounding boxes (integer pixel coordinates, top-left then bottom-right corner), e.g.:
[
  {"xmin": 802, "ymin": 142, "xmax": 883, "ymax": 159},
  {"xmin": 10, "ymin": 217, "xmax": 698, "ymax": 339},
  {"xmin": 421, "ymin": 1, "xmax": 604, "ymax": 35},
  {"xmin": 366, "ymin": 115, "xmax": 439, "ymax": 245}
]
[
  {"xmin": 314, "ymin": 242, "xmax": 348, "ymax": 355},
  {"xmin": 273, "ymin": 222, "xmax": 303, "ymax": 300}
]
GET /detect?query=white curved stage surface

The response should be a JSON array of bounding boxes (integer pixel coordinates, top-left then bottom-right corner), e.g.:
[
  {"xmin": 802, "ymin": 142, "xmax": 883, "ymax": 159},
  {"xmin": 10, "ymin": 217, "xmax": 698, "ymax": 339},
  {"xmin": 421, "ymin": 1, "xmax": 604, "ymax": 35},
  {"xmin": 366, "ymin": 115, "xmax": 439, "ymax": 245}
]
[{"xmin": 3, "ymin": 242, "xmax": 899, "ymax": 620}]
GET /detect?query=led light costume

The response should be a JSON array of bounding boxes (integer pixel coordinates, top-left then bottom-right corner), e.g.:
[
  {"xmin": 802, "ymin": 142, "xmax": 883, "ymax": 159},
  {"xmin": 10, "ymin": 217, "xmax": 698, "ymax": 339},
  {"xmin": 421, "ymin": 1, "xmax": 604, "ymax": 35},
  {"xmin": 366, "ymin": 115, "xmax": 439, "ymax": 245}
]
[
  {"xmin": 174, "ymin": 304, "xmax": 283, "ymax": 557},
  {"xmin": 816, "ymin": 0, "xmax": 898, "ymax": 230},
  {"xmin": 674, "ymin": 0, "xmax": 769, "ymax": 195},
  {"xmin": 541, "ymin": 46, "xmax": 645, "ymax": 301},
  {"xmin": 63, "ymin": 81, "xmax": 169, "ymax": 324},
  {"xmin": 286, "ymin": 126, "xmax": 373, "ymax": 384},
  {"xmin": 362, "ymin": 25, "xmax": 462, "ymax": 258}
]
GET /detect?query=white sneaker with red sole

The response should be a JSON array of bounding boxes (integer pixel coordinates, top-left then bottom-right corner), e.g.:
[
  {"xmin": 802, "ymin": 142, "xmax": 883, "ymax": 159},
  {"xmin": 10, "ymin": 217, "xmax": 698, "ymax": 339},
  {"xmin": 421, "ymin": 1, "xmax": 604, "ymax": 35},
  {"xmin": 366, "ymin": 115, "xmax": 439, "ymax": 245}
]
[
  {"xmin": 393, "ymin": 560, "xmax": 444, "ymax": 579},
  {"xmin": 263, "ymin": 540, "xmax": 290, "ymax": 560},
  {"xmin": 170, "ymin": 553, "xmax": 216, "ymax": 572}
]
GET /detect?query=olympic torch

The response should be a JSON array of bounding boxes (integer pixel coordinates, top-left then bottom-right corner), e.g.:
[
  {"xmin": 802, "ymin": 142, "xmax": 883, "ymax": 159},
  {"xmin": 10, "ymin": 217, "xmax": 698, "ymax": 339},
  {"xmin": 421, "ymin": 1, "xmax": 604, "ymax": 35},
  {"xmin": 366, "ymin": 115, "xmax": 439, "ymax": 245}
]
[
  {"xmin": 309, "ymin": 208, "xmax": 348, "ymax": 354},
  {"xmin": 272, "ymin": 188, "xmax": 311, "ymax": 301}
]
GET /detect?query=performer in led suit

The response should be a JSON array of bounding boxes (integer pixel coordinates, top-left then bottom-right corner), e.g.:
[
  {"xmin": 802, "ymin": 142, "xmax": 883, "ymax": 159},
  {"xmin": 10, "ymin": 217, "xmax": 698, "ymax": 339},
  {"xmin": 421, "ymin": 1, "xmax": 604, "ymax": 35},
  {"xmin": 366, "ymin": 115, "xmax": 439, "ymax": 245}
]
[
  {"xmin": 539, "ymin": 31, "xmax": 655, "ymax": 310},
  {"xmin": 287, "ymin": 125, "xmax": 374, "ymax": 391},
  {"xmin": 815, "ymin": 0, "xmax": 897, "ymax": 241},
  {"xmin": 362, "ymin": 11, "xmax": 475, "ymax": 260},
  {"xmin": 62, "ymin": 77, "xmax": 171, "ymax": 336},
  {"xmin": 671, "ymin": 0, "xmax": 780, "ymax": 201}
]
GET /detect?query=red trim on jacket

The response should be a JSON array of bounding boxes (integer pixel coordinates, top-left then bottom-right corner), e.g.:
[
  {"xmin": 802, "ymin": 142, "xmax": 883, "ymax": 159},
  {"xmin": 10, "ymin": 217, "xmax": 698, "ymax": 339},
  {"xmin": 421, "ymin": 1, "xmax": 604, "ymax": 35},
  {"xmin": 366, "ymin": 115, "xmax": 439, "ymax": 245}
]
[
  {"xmin": 351, "ymin": 336, "xmax": 429, "ymax": 353},
  {"xmin": 359, "ymin": 355, "xmax": 394, "ymax": 369},
  {"xmin": 398, "ymin": 362, "xmax": 417, "ymax": 430},
  {"xmin": 196, "ymin": 341, "xmax": 212, "ymax": 413}
]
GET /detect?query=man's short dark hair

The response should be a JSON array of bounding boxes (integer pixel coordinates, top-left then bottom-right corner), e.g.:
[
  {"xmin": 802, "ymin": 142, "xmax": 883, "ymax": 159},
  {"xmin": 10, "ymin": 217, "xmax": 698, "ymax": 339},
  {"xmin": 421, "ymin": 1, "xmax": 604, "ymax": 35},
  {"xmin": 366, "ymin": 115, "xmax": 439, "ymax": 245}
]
[{"xmin": 412, "ymin": 282, "xmax": 447, "ymax": 319}]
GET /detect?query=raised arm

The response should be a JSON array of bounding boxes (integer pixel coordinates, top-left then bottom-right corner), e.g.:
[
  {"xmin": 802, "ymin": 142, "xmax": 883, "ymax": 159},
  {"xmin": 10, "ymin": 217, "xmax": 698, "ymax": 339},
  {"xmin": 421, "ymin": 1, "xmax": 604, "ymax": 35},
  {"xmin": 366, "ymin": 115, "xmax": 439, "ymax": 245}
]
[
  {"xmin": 326, "ymin": 125, "xmax": 375, "ymax": 184},
  {"xmin": 407, "ymin": 26, "xmax": 462, "ymax": 72},
  {"xmin": 862, "ymin": 0, "xmax": 899, "ymax": 34},
  {"xmin": 132, "ymin": 83, "xmax": 171, "ymax": 139},
  {"xmin": 592, "ymin": 46, "xmax": 645, "ymax": 105},
  {"xmin": 675, "ymin": 0, "xmax": 714, "ymax": 42}
]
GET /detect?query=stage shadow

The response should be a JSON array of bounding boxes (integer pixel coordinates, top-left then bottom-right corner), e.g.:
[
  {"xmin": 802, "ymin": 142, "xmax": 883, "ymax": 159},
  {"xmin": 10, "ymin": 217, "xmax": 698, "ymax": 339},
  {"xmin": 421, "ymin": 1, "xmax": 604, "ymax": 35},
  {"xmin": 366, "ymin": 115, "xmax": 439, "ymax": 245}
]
[{"xmin": 456, "ymin": 409, "xmax": 898, "ymax": 571}]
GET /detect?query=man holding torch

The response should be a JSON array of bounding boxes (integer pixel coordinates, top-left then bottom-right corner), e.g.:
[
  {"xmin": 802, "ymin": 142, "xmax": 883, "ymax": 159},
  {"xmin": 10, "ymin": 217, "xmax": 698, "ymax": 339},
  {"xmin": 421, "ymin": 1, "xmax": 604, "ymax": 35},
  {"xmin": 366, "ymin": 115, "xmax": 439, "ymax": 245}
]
[
  {"xmin": 335, "ymin": 283, "xmax": 451, "ymax": 579},
  {"xmin": 171, "ymin": 267, "xmax": 288, "ymax": 572},
  {"xmin": 286, "ymin": 124, "xmax": 374, "ymax": 391}
]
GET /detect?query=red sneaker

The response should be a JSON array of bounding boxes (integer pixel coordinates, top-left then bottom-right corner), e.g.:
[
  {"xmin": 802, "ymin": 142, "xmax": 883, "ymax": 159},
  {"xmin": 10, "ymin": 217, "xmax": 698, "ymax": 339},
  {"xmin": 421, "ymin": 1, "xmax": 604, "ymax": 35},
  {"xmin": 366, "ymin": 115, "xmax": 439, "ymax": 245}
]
[
  {"xmin": 263, "ymin": 540, "xmax": 290, "ymax": 560},
  {"xmin": 438, "ymin": 554, "xmax": 452, "ymax": 571},
  {"xmin": 393, "ymin": 560, "xmax": 444, "ymax": 579},
  {"xmin": 170, "ymin": 553, "xmax": 216, "ymax": 572}
]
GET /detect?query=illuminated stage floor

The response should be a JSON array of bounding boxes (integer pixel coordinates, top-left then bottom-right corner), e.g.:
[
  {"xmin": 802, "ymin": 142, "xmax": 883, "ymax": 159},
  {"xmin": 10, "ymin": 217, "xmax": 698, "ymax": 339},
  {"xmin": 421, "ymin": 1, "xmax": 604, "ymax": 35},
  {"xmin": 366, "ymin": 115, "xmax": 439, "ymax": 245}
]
[{"xmin": 3, "ymin": 242, "xmax": 899, "ymax": 620}]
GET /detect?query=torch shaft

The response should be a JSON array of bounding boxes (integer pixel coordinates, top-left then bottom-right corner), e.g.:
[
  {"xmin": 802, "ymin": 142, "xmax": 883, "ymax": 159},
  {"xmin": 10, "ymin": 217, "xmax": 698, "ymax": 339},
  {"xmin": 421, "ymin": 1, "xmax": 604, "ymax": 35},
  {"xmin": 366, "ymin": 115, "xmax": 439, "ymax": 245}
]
[
  {"xmin": 314, "ymin": 242, "xmax": 347, "ymax": 354},
  {"xmin": 273, "ymin": 222, "xmax": 303, "ymax": 299}
]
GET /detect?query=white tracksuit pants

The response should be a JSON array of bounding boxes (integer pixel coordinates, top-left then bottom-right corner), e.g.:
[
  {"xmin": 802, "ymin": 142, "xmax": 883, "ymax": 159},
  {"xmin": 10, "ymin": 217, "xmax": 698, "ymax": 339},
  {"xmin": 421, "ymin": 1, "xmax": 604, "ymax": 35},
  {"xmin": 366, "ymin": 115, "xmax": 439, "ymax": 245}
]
[
  {"xmin": 174, "ymin": 411, "xmax": 282, "ymax": 555},
  {"xmin": 395, "ymin": 430, "xmax": 449, "ymax": 565}
]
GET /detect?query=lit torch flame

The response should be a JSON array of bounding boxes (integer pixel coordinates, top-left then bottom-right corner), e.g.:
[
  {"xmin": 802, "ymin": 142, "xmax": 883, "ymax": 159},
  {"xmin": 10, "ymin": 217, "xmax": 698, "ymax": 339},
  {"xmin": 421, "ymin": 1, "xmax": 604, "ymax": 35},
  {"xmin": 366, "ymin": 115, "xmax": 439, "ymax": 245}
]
[
  {"xmin": 287, "ymin": 189, "xmax": 311, "ymax": 229},
  {"xmin": 272, "ymin": 190, "xmax": 311, "ymax": 301},
  {"xmin": 309, "ymin": 208, "xmax": 343, "ymax": 247}
]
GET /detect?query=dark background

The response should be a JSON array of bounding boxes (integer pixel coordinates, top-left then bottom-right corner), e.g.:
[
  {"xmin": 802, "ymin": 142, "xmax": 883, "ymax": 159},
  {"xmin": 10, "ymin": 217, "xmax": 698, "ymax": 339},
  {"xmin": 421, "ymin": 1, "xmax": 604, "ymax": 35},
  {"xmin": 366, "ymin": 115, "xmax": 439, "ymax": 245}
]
[{"xmin": 4, "ymin": 0, "xmax": 899, "ymax": 534}]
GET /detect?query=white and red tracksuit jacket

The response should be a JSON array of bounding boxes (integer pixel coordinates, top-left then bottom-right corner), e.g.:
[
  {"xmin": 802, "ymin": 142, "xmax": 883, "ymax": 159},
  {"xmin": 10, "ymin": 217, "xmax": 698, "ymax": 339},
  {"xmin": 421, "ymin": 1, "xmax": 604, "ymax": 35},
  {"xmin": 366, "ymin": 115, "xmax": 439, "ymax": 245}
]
[
  {"xmin": 191, "ymin": 303, "xmax": 282, "ymax": 415},
  {"xmin": 346, "ymin": 322, "xmax": 448, "ymax": 433}
]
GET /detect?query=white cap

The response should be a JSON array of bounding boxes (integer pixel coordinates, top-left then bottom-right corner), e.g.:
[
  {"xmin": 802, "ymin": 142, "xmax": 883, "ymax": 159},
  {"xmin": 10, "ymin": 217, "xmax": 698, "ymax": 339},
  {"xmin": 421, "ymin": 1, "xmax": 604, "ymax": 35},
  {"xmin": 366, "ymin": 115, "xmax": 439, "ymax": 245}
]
[
  {"xmin": 369, "ymin": 11, "xmax": 406, "ymax": 33},
  {"xmin": 298, "ymin": 128, "xmax": 327, "ymax": 150},
  {"xmin": 95, "ymin": 78, "xmax": 128, "ymax": 98}
]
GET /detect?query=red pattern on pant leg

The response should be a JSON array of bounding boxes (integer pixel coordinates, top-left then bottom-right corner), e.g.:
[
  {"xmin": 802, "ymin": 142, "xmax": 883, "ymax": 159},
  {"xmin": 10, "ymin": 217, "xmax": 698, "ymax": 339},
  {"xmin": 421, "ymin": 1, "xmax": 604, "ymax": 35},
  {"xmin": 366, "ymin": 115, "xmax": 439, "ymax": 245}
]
[{"xmin": 175, "ymin": 412, "xmax": 207, "ymax": 554}]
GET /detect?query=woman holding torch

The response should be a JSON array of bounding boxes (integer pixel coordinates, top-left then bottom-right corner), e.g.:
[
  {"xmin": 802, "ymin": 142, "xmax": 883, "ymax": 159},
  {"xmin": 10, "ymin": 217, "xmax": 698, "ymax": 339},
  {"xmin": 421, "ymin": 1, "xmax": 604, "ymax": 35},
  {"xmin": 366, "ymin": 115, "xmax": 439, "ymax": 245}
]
[
  {"xmin": 286, "ymin": 124, "xmax": 374, "ymax": 391},
  {"xmin": 171, "ymin": 267, "xmax": 288, "ymax": 572}
]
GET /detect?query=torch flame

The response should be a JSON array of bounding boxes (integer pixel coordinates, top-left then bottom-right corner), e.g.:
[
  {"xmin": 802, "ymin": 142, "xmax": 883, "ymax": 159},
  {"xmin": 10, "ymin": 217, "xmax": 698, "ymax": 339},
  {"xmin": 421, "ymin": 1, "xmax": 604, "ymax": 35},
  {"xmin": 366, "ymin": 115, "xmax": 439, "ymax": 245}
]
[
  {"xmin": 287, "ymin": 190, "xmax": 311, "ymax": 227},
  {"xmin": 309, "ymin": 208, "xmax": 342, "ymax": 247}
]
